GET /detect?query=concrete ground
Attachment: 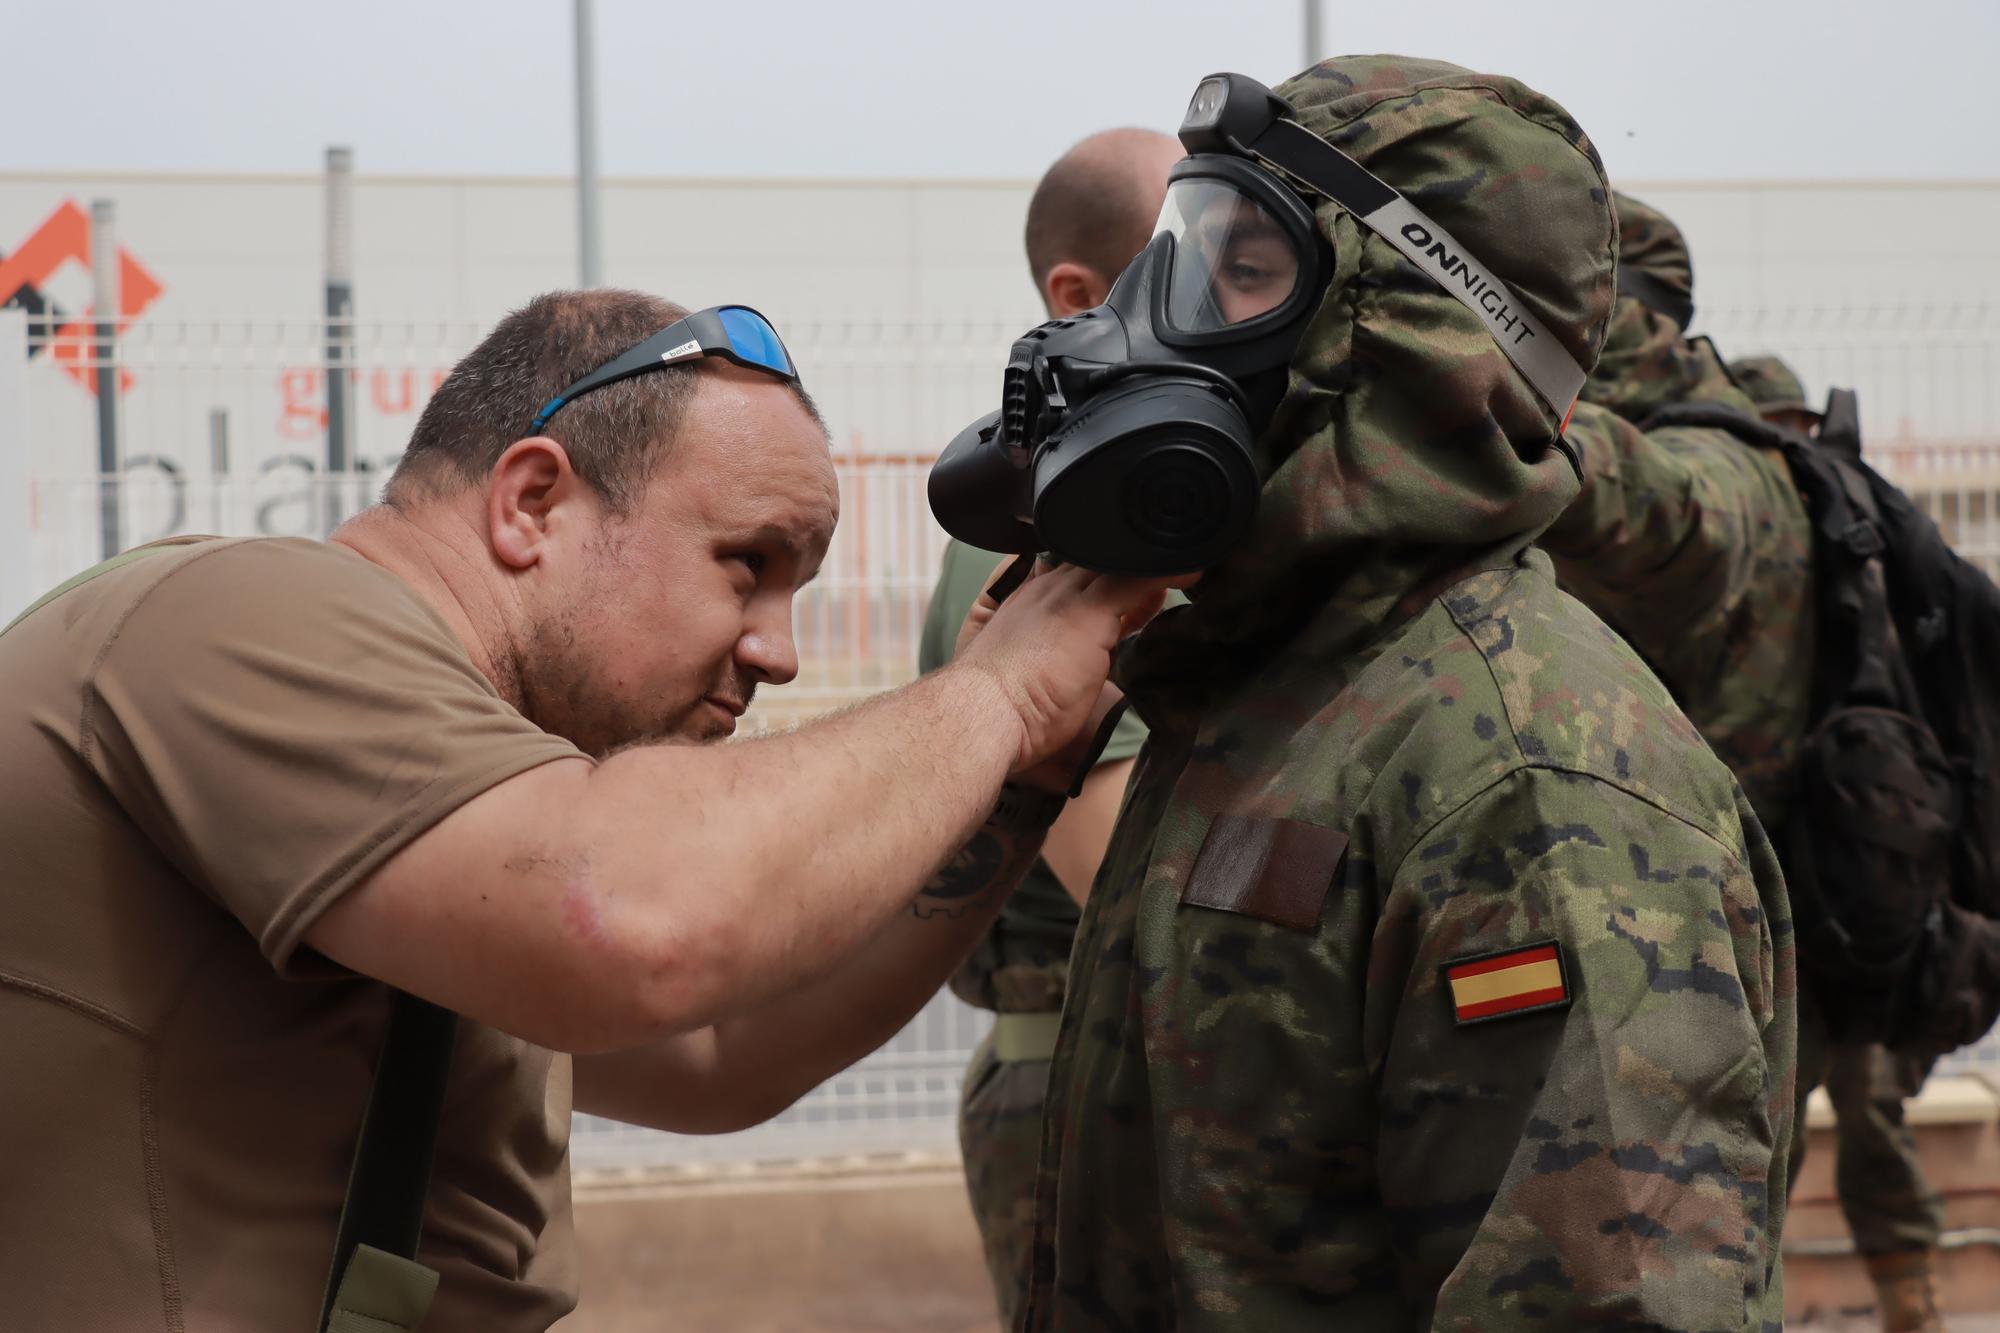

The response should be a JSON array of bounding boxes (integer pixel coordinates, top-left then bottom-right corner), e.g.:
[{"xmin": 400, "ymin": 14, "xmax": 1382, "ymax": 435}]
[{"xmin": 564, "ymin": 1157, "xmax": 998, "ymax": 1333}]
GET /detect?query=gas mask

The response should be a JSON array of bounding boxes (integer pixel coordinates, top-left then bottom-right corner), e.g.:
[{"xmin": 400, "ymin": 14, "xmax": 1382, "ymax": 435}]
[{"xmin": 930, "ymin": 72, "xmax": 1591, "ymax": 575}]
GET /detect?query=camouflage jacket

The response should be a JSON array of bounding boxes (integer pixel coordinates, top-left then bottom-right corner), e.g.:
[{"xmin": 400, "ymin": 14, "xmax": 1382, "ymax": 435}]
[
  {"xmin": 1543, "ymin": 389, "xmax": 1816, "ymax": 829},
  {"xmin": 1542, "ymin": 215, "xmax": 1817, "ymax": 833},
  {"xmin": 1030, "ymin": 557, "xmax": 1795, "ymax": 1330},
  {"xmin": 1025, "ymin": 57, "xmax": 1796, "ymax": 1333}
]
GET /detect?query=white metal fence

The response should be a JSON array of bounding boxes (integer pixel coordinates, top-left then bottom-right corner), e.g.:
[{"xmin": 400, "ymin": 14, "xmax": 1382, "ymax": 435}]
[{"xmin": 10, "ymin": 306, "xmax": 2000, "ymax": 1173}]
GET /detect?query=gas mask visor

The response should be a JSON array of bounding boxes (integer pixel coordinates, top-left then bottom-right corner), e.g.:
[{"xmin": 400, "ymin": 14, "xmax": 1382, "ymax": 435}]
[
  {"xmin": 927, "ymin": 152, "xmax": 1326, "ymax": 575},
  {"xmin": 1177, "ymin": 71, "xmax": 1589, "ymax": 427},
  {"xmin": 1153, "ymin": 174, "xmax": 1309, "ymax": 336}
]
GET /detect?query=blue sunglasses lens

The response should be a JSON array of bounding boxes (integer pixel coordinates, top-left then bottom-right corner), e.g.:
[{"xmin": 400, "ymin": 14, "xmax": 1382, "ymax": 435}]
[{"xmin": 718, "ymin": 307, "xmax": 794, "ymax": 376}]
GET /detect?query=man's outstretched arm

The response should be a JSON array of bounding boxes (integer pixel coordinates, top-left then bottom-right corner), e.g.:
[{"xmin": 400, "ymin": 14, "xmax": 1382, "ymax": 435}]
[
  {"xmin": 309, "ymin": 563, "xmax": 1169, "ymax": 1055},
  {"xmin": 574, "ymin": 790, "xmax": 1057, "ymax": 1132}
]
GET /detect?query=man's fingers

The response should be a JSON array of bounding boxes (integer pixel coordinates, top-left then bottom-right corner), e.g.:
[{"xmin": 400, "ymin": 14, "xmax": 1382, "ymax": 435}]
[
  {"xmin": 1117, "ymin": 586, "xmax": 1169, "ymax": 638},
  {"xmin": 1084, "ymin": 574, "xmax": 1175, "ymax": 618}
]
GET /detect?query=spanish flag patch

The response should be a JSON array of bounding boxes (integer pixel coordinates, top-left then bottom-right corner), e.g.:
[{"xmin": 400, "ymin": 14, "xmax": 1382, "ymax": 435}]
[{"xmin": 1442, "ymin": 942, "xmax": 1571, "ymax": 1025}]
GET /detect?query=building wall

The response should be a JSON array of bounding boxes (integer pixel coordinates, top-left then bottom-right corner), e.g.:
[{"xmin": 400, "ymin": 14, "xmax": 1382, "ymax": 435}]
[{"xmin": 6, "ymin": 172, "xmax": 1999, "ymax": 478}]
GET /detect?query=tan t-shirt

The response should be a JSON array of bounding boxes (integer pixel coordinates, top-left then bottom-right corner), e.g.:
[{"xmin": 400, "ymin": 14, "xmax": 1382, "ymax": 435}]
[{"xmin": 0, "ymin": 536, "xmax": 588, "ymax": 1332}]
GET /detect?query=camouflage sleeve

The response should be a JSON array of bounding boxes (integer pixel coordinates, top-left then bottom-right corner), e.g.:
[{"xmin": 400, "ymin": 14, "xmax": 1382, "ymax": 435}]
[
  {"xmin": 1541, "ymin": 404, "xmax": 1786, "ymax": 671},
  {"xmin": 1374, "ymin": 765, "xmax": 1792, "ymax": 1330}
]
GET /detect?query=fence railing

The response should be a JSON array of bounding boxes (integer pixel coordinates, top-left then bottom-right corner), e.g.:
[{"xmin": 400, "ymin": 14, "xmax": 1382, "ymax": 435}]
[{"xmin": 13, "ymin": 309, "xmax": 2000, "ymax": 1173}]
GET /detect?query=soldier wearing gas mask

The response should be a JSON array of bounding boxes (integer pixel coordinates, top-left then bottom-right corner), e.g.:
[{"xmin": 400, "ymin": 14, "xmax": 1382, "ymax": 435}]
[{"xmin": 932, "ymin": 57, "xmax": 1796, "ymax": 1327}]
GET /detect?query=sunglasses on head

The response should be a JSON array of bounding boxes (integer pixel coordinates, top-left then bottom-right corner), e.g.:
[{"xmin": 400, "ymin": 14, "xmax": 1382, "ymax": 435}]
[{"xmin": 530, "ymin": 304, "xmax": 799, "ymax": 433}]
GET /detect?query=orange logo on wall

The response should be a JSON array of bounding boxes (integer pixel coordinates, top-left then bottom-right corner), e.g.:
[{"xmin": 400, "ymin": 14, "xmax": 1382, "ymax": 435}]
[{"xmin": 0, "ymin": 199, "xmax": 164, "ymax": 392}]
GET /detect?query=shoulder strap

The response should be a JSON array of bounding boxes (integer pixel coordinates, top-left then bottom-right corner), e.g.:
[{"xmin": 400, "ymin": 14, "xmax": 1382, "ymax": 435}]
[
  {"xmin": 1639, "ymin": 399, "xmax": 1797, "ymax": 451},
  {"xmin": 1644, "ymin": 398, "xmax": 1910, "ymax": 710},
  {"xmin": 317, "ymin": 991, "xmax": 460, "ymax": 1333},
  {"xmin": 1641, "ymin": 400, "xmax": 1871, "ymax": 553},
  {"xmin": 1819, "ymin": 386, "xmax": 1864, "ymax": 459}
]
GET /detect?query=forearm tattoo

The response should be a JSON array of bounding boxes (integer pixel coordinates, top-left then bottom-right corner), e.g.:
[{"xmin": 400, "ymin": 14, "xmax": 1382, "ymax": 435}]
[{"xmin": 911, "ymin": 820, "xmax": 1044, "ymax": 921}]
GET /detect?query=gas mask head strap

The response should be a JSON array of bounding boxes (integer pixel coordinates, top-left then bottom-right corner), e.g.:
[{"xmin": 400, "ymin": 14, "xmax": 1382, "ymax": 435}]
[
  {"xmin": 1615, "ymin": 266, "xmax": 1696, "ymax": 332},
  {"xmin": 1181, "ymin": 73, "xmax": 1589, "ymax": 434}
]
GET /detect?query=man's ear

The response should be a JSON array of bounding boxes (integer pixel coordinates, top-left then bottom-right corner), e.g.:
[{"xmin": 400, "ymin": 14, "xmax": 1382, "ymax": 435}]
[
  {"xmin": 1042, "ymin": 262, "xmax": 1112, "ymax": 319},
  {"xmin": 486, "ymin": 436, "xmax": 583, "ymax": 571}
]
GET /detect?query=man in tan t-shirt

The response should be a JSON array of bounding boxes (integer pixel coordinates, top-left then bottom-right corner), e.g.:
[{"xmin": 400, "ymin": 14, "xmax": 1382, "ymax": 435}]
[{"xmin": 0, "ymin": 290, "xmax": 1170, "ymax": 1331}]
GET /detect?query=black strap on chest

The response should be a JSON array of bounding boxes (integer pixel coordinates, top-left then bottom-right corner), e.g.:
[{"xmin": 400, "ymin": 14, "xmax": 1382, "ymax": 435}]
[{"xmin": 316, "ymin": 991, "xmax": 460, "ymax": 1331}]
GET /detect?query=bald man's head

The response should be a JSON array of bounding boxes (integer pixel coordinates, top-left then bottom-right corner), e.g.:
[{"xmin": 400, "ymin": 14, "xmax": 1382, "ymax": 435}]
[{"xmin": 1025, "ymin": 128, "xmax": 1183, "ymax": 318}]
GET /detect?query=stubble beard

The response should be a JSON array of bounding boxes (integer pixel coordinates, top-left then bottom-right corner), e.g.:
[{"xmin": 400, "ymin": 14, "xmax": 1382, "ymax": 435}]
[{"xmin": 507, "ymin": 605, "xmax": 700, "ymax": 759}]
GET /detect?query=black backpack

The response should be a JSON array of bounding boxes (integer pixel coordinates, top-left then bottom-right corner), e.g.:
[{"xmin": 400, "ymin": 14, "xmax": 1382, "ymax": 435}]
[{"xmin": 1645, "ymin": 393, "xmax": 2000, "ymax": 1051}]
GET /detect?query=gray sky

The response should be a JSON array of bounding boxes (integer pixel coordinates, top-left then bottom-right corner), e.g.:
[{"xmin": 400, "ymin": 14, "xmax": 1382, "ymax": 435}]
[{"xmin": 8, "ymin": 0, "xmax": 1998, "ymax": 181}]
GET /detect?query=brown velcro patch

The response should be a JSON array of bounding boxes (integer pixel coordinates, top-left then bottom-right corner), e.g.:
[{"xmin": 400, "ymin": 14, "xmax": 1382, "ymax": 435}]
[{"xmin": 1180, "ymin": 814, "xmax": 1347, "ymax": 932}]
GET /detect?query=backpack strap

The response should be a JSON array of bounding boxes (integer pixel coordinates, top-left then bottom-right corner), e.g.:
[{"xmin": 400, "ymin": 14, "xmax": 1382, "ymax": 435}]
[
  {"xmin": 1639, "ymin": 399, "xmax": 1795, "ymax": 451},
  {"xmin": 1643, "ymin": 399, "xmax": 1908, "ymax": 708},
  {"xmin": 1640, "ymin": 399, "xmax": 1871, "ymax": 563},
  {"xmin": 317, "ymin": 991, "xmax": 460, "ymax": 1333},
  {"xmin": 1819, "ymin": 386, "xmax": 1864, "ymax": 460}
]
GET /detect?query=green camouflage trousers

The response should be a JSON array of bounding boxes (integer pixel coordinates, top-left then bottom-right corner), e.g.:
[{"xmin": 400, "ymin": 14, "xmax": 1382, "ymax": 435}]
[
  {"xmin": 957, "ymin": 1028, "xmax": 1053, "ymax": 1327},
  {"xmin": 1794, "ymin": 989, "xmax": 1945, "ymax": 1256}
]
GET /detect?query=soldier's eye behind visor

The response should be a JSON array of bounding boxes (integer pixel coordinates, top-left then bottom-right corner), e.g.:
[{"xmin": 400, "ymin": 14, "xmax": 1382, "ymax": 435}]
[{"xmin": 1156, "ymin": 178, "xmax": 1303, "ymax": 334}]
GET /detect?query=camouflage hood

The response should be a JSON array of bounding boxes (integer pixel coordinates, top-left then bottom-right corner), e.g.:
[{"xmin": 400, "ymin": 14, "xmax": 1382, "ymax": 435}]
[
  {"xmin": 1610, "ymin": 191, "xmax": 1694, "ymax": 330},
  {"xmin": 1118, "ymin": 56, "xmax": 1616, "ymax": 705},
  {"xmin": 1585, "ymin": 193, "xmax": 1752, "ymax": 421},
  {"xmin": 1585, "ymin": 299, "xmax": 1750, "ymax": 421}
]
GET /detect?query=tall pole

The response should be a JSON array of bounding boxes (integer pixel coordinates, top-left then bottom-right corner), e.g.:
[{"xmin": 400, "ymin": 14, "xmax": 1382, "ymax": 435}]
[
  {"xmin": 0, "ymin": 308, "xmax": 33, "ymax": 620},
  {"xmin": 1303, "ymin": 0, "xmax": 1322, "ymax": 69},
  {"xmin": 324, "ymin": 145, "xmax": 355, "ymax": 536},
  {"xmin": 209, "ymin": 407, "xmax": 231, "ymax": 534},
  {"xmin": 91, "ymin": 198, "xmax": 122, "ymax": 560},
  {"xmin": 574, "ymin": 0, "xmax": 603, "ymax": 288}
]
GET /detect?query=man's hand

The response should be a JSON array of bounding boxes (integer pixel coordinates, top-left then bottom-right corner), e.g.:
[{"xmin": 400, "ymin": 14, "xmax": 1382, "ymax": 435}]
[{"xmin": 950, "ymin": 559, "xmax": 1172, "ymax": 775}]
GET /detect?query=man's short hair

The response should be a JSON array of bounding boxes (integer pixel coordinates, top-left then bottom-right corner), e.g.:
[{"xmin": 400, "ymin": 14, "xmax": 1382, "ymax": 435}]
[
  {"xmin": 387, "ymin": 289, "xmax": 821, "ymax": 515},
  {"xmin": 1024, "ymin": 131, "xmax": 1169, "ymax": 294}
]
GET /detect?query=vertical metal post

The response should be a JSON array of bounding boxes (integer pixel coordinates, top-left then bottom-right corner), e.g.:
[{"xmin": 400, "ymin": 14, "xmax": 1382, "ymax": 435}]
[
  {"xmin": 209, "ymin": 407, "xmax": 230, "ymax": 477},
  {"xmin": 0, "ymin": 308, "xmax": 34, "ymax": 620},
  {"xmin": 1303, "ymin": 0, "xmax": 1322, "ymax": 69},
  {"xmin": 91, "ymin": 198, "xmax": 122, "ymax": 559},
  {"xmin": 209, "ymin": 407, "xmax": 230, "ymax": 533},
  {"xmin": 324, "ymin": 146, "xmax": 355, "ymax": 535},
  {"xmin": 574, "ymin": 0, "xmax": 603, "ymax": 288}
]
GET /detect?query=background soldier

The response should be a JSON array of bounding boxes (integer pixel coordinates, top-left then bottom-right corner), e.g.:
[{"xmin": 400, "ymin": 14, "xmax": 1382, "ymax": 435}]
[
  {"xmin": 1736, "ymin": 351, "xmax": 1948, "ymax": 1332},
  {"xmin": 919, "ymin": 124, "xmax": 1182, "ymax": 1326},
  {"xmin": 1732, "ymin": 353, "xmax": 1826, "ymax": 437},
  {"xmin": 1543, "ymin": 199, "xmax": 1946, "ymax": 1331}
]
